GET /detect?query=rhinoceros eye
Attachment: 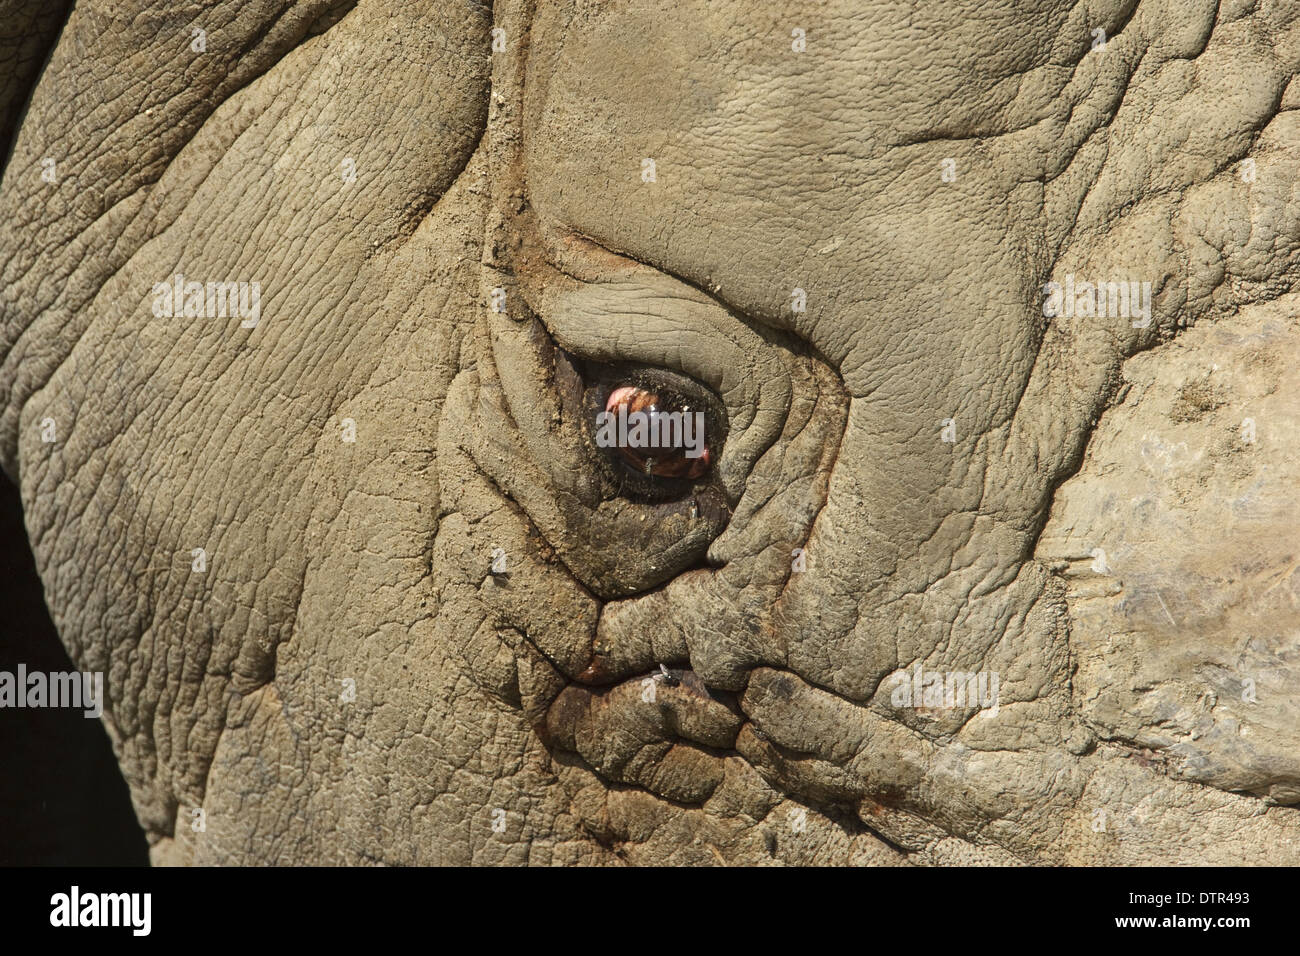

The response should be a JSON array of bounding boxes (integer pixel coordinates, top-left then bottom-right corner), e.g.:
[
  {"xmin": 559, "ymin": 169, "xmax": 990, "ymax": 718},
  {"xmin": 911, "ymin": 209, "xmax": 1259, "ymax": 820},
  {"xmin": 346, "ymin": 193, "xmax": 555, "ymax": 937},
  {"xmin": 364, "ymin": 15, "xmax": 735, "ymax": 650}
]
[
  {"xmin": 599, "ymin": 385, "xmax": 712, "ymax": 480},
  {"xmin": 569, "ymin": 358, "xmax": 726, "ymax": 502}
]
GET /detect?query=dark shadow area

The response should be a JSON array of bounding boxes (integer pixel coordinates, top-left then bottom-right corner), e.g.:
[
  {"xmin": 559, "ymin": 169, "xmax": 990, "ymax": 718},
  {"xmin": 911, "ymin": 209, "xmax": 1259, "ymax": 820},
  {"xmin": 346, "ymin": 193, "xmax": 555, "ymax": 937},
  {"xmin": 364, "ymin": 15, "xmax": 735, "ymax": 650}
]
[
  {"xmin": 0, "ymin": 0, "xmax": 75, "ymax": 178},
  {"xmin": 0, "ymin": 471, "xmax": 148, "ymax": 865}
]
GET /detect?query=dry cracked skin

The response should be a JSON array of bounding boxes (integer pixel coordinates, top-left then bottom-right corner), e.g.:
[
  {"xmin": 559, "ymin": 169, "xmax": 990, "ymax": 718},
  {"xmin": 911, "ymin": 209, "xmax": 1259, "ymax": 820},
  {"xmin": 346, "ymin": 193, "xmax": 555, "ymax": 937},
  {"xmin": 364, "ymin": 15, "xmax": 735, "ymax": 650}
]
[{"xmin": 1, "ymin": 0, "xmax": 1299, "ymax": 866}]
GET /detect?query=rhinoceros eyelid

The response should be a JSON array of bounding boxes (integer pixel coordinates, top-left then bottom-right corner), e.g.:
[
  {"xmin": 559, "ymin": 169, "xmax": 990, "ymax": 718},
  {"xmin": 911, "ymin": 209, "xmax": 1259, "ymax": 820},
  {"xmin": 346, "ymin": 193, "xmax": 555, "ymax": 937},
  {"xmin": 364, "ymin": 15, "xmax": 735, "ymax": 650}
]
[{"xmin": 537, "ymin": 272, "xmax": 793, "ymax": 502}]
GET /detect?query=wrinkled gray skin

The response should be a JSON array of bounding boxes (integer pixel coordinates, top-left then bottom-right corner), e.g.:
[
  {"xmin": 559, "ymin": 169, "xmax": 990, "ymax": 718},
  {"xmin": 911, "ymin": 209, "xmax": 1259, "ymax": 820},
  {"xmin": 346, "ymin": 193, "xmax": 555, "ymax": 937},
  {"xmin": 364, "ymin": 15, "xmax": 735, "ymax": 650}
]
[{"xmin": 2, "ymin": 0, "xmax": 1299, "ymax": 865}]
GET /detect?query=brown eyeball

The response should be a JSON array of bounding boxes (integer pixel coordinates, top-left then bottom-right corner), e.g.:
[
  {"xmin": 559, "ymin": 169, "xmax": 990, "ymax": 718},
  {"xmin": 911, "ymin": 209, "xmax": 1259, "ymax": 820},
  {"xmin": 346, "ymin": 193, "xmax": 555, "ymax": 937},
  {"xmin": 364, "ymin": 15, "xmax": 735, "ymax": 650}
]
[{"xmin": 600, "ymin": 385, "xmax": 712, "ymax": 480}]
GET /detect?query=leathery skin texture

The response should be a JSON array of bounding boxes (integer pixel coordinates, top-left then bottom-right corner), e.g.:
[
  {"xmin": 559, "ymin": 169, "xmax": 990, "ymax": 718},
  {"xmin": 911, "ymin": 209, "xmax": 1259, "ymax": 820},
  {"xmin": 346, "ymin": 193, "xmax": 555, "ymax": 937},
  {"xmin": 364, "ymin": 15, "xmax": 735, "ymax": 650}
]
[{"xmin": 1, "ymin": 0, "xmax": 1299, "ymax": 865}]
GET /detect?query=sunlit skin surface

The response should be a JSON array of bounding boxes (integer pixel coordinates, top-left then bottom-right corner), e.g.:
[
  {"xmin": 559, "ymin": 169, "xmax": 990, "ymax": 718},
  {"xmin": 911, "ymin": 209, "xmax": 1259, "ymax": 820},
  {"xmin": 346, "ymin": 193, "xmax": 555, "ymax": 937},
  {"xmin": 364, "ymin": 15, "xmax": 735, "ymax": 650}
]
[{"xmin": 2, "ymin": 0, "xmax": 1299, "ymax": 866}]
